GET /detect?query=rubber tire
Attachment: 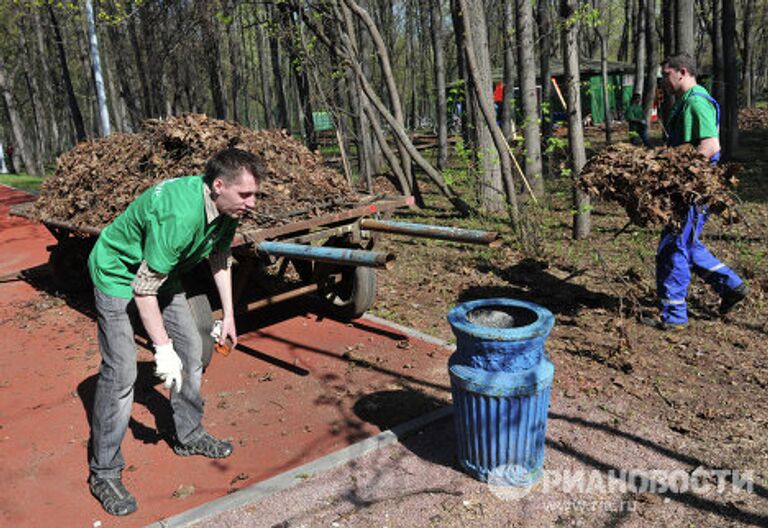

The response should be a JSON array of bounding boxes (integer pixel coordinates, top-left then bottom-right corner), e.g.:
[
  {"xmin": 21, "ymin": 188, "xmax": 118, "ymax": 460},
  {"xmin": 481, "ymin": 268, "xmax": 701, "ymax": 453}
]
[
  {"xmin": 318, "ymin": 265, "xmax": 377, "ymax": 321},
  {"xmin": 186, "ymin": 292, "xmax": 215, "ymax": 370},
  {"xmin": 48, "ymin": 239, "xmax": 94, "ymax": 292}
]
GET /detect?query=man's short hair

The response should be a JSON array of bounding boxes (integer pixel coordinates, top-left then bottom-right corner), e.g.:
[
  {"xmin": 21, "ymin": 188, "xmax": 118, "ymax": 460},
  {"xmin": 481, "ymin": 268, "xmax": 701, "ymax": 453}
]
[
  {"xmin": 204, "ymin": 147, "xmax": 265, "ymax": 186},
  {"xmin": 663, "ymin": 53, "xmax": 697, "ymax": 77}
]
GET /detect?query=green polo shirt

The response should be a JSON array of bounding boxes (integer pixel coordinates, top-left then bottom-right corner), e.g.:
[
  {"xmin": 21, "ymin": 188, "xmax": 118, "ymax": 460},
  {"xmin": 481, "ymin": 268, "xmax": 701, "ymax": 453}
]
[
  {"xmin": 88, "ymin": 175, "xmax": 238, "ymax": 299},
  {"xmin": 668, "ymin": 85, "xmax": 719, "ymax": 146}
]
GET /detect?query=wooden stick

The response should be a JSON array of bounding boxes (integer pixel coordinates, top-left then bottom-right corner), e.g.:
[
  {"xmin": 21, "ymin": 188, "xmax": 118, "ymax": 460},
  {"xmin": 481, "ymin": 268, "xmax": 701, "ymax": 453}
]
[
  {"xmin": 335, "ymin": 128, "xmax": 353, "ymax": 186},
  {"xmin": 551, "ymin": 76, "xmax": 567, "ymax": 111}
]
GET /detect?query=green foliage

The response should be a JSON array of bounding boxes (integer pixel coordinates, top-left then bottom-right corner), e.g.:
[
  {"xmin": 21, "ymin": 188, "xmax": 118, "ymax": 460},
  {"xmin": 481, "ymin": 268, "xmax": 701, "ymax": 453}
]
[{"xmin": 545, "ymin": 136, "xmax": 568, "ymax": 155}]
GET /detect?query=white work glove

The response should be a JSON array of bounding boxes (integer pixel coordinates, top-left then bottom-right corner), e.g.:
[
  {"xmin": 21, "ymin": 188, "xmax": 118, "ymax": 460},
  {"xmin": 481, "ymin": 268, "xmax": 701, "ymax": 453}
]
[{"xmin": 154, "ymin": 341, "xmax": 183, "ymax": 393}]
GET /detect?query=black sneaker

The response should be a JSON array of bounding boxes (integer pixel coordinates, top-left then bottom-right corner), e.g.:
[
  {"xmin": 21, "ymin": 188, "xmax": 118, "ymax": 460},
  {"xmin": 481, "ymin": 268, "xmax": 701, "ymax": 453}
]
[
  {"xmin": 719, "ymin": 283, "xmax": 748, "ymax": 315},
  {"xmin": 174, "ymin": 431, "xmax": 233, "ymax": 458},
  {"xmin": 639, "ymin": 317, "xmax": 687, "ymax": 331},
  {"xmin": 89, "ymin": 476, "xmax": 137, "ymax": 516}
]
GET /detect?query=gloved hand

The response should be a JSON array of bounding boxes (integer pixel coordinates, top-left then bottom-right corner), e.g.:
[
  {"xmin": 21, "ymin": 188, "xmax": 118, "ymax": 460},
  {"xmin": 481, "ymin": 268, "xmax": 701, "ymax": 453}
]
[{"xmin": 154, "ymin": 341, "xmax": 183, "ymax": 393}]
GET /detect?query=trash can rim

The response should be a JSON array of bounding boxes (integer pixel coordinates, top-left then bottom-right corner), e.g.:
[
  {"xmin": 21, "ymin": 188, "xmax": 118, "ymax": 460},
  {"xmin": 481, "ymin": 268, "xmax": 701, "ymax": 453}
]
[
  {"xmin": 448, "ymin": 298, "xmax": 555, "ymax": 341},
  {"xmin": 450, "ymin": 358, "xmax": 554, "ymax": 396}
]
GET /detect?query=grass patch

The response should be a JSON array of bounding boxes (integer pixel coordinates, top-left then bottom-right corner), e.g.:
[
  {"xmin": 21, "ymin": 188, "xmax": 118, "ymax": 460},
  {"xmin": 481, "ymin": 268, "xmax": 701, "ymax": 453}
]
[{"xmin": 0, "ymin": 173, "xmax": 45, "ymax": 193}]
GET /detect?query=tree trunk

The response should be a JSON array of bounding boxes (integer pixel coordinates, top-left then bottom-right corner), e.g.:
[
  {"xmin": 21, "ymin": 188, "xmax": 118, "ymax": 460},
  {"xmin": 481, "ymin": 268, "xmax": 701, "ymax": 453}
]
[
  {"xmin": 280, "ymin": 2, "xmax": 316, "ymax": 151},
  {"xmin": 462, "ymin": 0, "xmax": 505, "ymax": 213},
  {"xmin": 598, "ymin": 1, "xmax": 612, "ymax": 144},
  {"xmin": 127, "ymin": 9, "xmax": 152, "ymax": 117},
  {"xmin": 643, "ymin": 0, "xmax": 658, "ymax": 131},
  {"xmin": 257, "ymin": 19, "xmax": 275, "ymax": 129},
  {"xmin": 561, "ymin": 0, "xmax": 590, "ymax": 239},
  {"xmin": 516, "ymin": 0, "xmax": 544, "ymax": 198},
  {"xmin": 458, "ymin": 0, "xmax": 520, "ymax": 222},
  {"xmin": 85, "ymin": 0, "xmax": 111, "ymax": 136},
  {"xmin": 429, "ymin": 0, "xmax": 449, "ymax": 170},
  {"xmin": 538, "ymin": 0, "xmax": 553, "ymax": 141},
  {"xmin": 450, "ymin": 0, "xmax": 471, "ymax": 146},
  {"xmin": 0, "ymin": 58, "xmax": 42, "ymax": 176},
  {"xmin": 722, "ymin": 0, "xmax": 738, "ymax": 157},
  {"xmin": 105, "ymin": 21, "xmax": 142, "ymax": 131},
  {"xmin": 268, "ymin": 4, "xmax": 290, "ymax": 130},
  {"xmin": 502, "ymin": 0, "xmax": 516, "ymax": 141},
  {"xmin": 344, "ymin": 0, "xmax": 416, "ymax": 199},
  {"xmin": 200, "ymin": 5, "xmax": 226, "ymax": 120},
  {"xmin": 742, "ymin": 0, "xmax": 755, "ymax": 107},
  {"xmin": 48, "ymin": 5, "xmax": 86, "ymax": 142},
  {"xmin": 633, "ymin": 0, "xmax": 647, "ymax": 97},
  {"xmin": 32, "ymin": 7, "xmax": 61, "ymax": 153},
  {"xmin": 676, "ymin": 0, "xmax": 695, "ymax": 55},
  {"xmin": 16, "ymin": 19, "xmax": 47, "ymax": 173}
]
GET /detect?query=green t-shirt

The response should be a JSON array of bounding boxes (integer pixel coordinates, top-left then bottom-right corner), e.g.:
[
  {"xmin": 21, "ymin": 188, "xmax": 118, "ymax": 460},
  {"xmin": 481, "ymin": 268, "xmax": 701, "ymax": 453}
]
[
  {"xmin": 88, "ymin": 175, "xmax": 238, "ymax": 299},
  {"xmin": 668, "ymin": 85, "xmax": 719, "ymax": 146}
]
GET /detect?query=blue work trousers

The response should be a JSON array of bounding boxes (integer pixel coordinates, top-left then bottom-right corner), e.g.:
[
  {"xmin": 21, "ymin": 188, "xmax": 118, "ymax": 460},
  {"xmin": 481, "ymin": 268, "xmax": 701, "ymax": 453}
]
[{"xmin": 656, "ymin": 206, "xmax": 743, "ymax": 325}]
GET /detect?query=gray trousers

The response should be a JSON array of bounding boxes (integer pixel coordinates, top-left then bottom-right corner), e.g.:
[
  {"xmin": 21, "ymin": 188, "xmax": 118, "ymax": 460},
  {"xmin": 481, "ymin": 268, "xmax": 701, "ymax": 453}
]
[{"xmin": 89, "ymin": 288, "xmax": 205, "ymax": 479}]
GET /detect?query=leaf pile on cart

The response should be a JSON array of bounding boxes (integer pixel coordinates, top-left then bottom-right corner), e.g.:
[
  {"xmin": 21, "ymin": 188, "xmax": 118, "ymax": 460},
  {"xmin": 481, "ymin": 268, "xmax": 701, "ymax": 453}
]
[
  {"xmin": 738, "ymin": 107, "xmax": 768, "ymax": 131},
  {"xmin": 33, "ymin": 113, "xmax": 358, "ymax": 229},
  {"xmin": 578, "ymin": 143, "xmax": 740, "ymax": 230}
]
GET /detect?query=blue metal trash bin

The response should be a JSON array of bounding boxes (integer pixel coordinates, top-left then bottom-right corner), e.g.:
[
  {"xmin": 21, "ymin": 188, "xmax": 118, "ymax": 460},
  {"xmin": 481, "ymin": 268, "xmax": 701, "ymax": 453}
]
[{"xmin": 447, "ymin": 298, "xmax": 555, "ymax": 486}]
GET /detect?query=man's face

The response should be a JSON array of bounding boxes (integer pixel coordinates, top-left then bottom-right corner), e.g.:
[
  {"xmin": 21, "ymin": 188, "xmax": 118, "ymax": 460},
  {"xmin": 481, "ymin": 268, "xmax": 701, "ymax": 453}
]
[
  {"xmin": 212, "ymin": 169, "xmax": 258, "ymax": 218},
  {"xmin": 661, "ymin": 65, "xmax": 685, "ymax": 95}
]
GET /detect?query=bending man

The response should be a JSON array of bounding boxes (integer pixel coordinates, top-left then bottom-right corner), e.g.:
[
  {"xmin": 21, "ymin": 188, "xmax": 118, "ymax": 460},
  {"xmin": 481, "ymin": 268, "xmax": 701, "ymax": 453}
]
[{"xmin": 87, "ymin": 148, "xmax": 262, "ymax": 515}]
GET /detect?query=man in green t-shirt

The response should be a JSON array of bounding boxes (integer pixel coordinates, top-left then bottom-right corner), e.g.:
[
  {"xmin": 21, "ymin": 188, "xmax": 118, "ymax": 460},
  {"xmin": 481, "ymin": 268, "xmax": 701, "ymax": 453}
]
[
  {"xmin": 87, "ymin": 148, "xmax": 263, "ymax": 516},
  {"xmin": 642, "ymin": 54, "xmax": 747, "ymax": 331}
]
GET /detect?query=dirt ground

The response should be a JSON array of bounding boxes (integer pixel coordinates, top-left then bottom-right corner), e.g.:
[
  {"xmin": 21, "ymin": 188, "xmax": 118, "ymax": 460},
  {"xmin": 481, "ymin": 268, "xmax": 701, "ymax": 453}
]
[
  {"xmin": 3, "ymin": 125, "xmax": 768, "ymax": 528},
  {"xmin": 312, "ymin": 125, "xmax": 768, "ymax": 526}
]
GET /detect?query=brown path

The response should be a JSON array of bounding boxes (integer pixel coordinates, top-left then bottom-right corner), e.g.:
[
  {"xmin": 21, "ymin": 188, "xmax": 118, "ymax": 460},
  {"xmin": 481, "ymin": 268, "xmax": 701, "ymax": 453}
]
[{"xmin": 0, "ymin": 186, "xmax": 452, "ymax": 527}]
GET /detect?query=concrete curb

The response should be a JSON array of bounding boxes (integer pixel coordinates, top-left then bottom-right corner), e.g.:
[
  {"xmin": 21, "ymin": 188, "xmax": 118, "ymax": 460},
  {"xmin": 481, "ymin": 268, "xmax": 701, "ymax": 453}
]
[{"xmin": 149, "ymin": 319, "xmax": 455, "ymax": 528}]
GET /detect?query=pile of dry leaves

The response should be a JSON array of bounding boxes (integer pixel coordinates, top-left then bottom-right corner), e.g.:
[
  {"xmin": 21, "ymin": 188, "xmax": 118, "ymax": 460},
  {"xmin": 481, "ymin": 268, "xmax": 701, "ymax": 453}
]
[
  {"xmin": 739, "ymin": 107, "xmax": 768, "ymax": 131},
  {"xmin": 579, "ymin": 143, "xmax": 740, "ymax": 230},
  {"xmin": 34, "ymin": 114, "xmax": 359, "ymax": 230}
]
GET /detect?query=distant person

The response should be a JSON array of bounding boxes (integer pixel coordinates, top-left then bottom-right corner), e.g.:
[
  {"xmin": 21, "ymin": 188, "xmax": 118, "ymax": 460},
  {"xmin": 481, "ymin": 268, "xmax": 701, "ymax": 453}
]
[
  {"xmin": 6, "ymin": 144, "xmax": 15, "ymax": 173},
  {"xmin": 626, "ymin": 93, "xmax": 651, "ymax": 147},
  {"xmin": 641, "ymin": 54, "xmax": 747, "ymax": 331},
  {"xmin": 0, "ymin": 143, "xmax": 7, "ymax": 174},
  {"xmin": 87, "ymin": 148, "xmax": 263, "ymax": 516}
]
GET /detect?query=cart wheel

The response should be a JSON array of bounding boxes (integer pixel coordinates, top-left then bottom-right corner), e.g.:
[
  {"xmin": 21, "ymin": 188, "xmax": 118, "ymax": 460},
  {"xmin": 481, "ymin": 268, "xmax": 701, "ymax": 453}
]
[
  {"xmin": 318, "ymin": 265, "xmax": 377, "ymax": 320},
  {"xmin": 48, "ymin": 239, "xmax": 93, "ymax": 292},
  {"xmin": 186, "ymin": 292, "xmax": 215, "ymax": 370}
]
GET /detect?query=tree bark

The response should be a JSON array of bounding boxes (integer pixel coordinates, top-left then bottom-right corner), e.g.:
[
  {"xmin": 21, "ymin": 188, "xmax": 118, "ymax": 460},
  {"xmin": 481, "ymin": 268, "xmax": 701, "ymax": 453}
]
[
  {"xmin": 742, "ymin": 0, "xmax": 756, "ymax": 107},
  {"xmin": 598, "ymin": 0, "xmax": 612, "ymax": 143},
  {"xmin": 502, "ymin": 0, "xmax": 516, "ymax": 141},
  {"xmin": 538, "ymin": 0, "xmax": 553, "ymax": 141},
  {"xmin": 0, "ymin": 57, "xmax": 42, "ymax": 176},
  {"xmin": 722, "ymin": 0, "xmax": 738, "ymax": 157},
  {"xmin": 48, "ymin": 4, "xmax": 86, "ymax": 142},
  {"xmin": 458, "ymin": 0, "xmax": 520, "ymax": 222},
  {"xmin": 429, "ymin": 0, "xmax": 449, "ymax": 170},
  {"xmin": 515, "ymin": 0, "xmax": 544, "ymax": 198},
  {"xmin": 643, "ymin": 0, "xmax": 659, "ymax": 130},
  {"xmin": 676, "ymin": 0, "xmax": 695, "ymax": 55},
  {"xmin": 268, "ymin": 4, "xmax": 290, "ymax": 130},
  {"xmin": 344, "ymin": 0, "xmax": 416, "ymax": 198},
  {"xmin": 85, "ymin": 0, "xmax": 111, "ymax": 136},
  {"xmin": 561, "ymin": 0, "xmax": 590, "ymax": 239},
  {"xmin": 32, "ymin": 7, "xmax": 61, "ymax": 153},
  {"xmin": 16, "ymin": 19, "xmax": 47, "ymax": 173},
  {"xmin": 200, "ymin": 4, "xmax": 226, "ymax": 120},
  {"xmin": 633, "ymin": 0, "xmax": 647, "ymax": 97}
]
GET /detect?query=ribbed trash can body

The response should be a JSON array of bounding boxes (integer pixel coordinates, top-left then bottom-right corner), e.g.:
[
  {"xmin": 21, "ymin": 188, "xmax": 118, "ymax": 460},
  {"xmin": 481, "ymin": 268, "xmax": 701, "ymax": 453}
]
[{"xmin": 447, "ymin": 298, "xmax": 555, "ymax": 486}]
